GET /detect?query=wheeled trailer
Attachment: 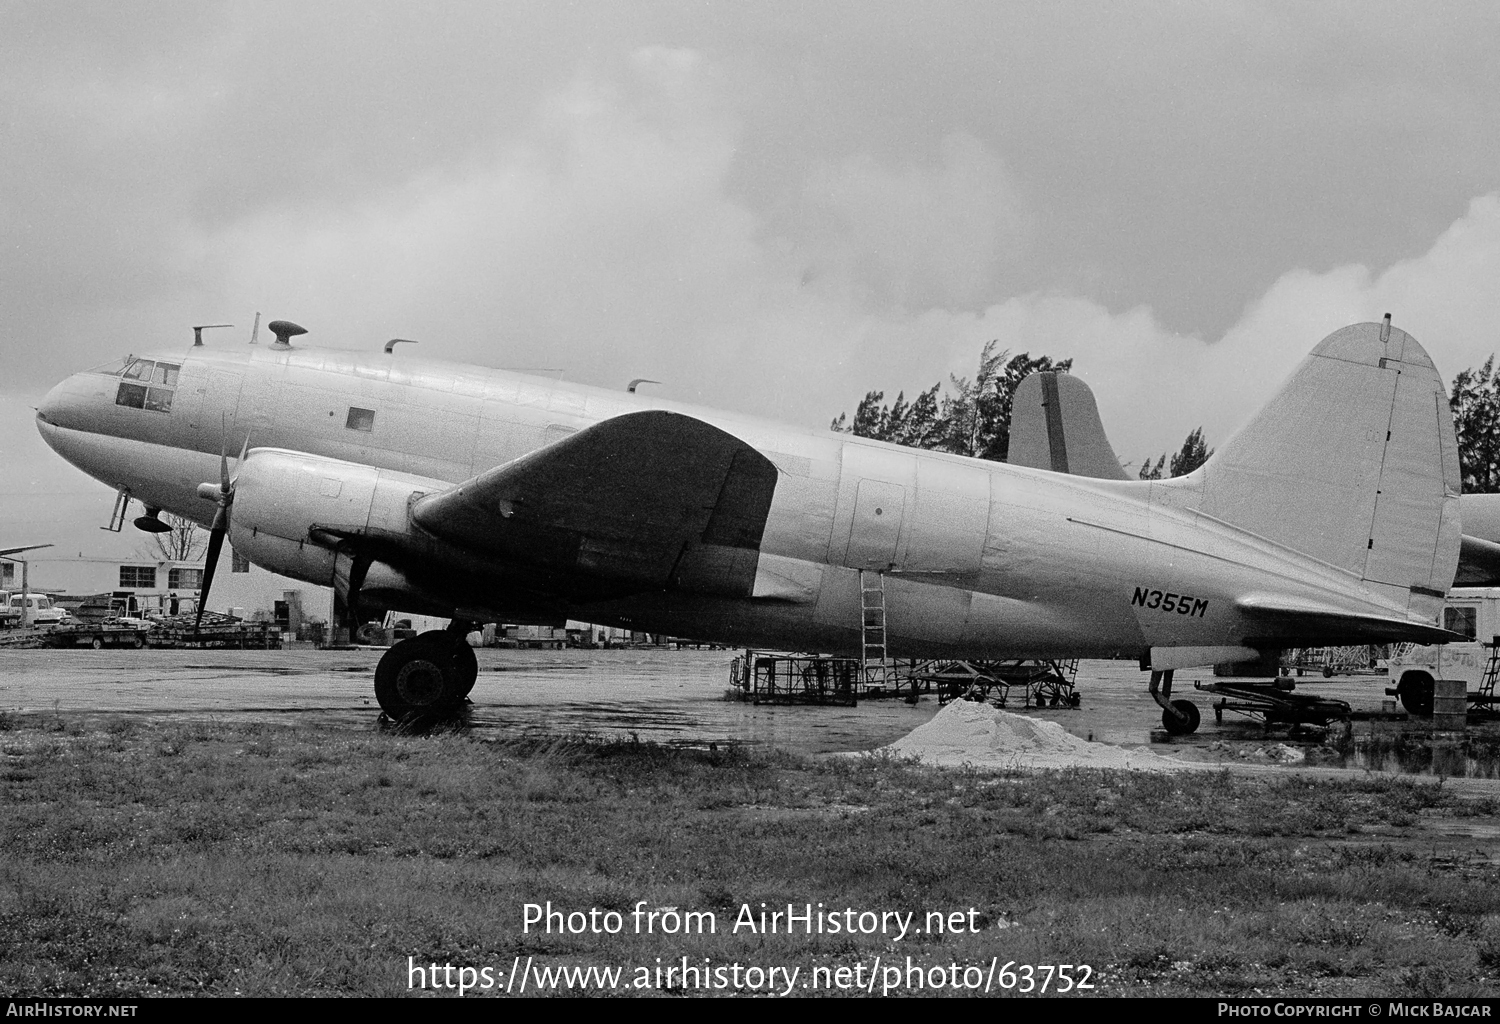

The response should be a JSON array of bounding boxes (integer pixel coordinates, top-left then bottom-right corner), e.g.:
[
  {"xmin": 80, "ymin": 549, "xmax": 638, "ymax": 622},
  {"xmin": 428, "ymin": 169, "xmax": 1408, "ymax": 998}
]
[
  {"xmin": 1194, "ymin": 677, "xmax": 1351, "ymax": 728},
  {"xmin": 46, "ymin": 624, "xmax": 150, "ymax": 649}
]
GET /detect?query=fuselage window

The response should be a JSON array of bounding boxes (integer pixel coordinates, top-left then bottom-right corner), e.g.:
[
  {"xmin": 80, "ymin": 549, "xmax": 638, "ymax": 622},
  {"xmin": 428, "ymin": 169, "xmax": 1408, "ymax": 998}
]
[
  {"xmin": 346, "ymin": 407, "xmax": 376, "ymax": 432},
  {"xmin": 114, "ymin": 360, "xmax": 180, "ymax": 413}
]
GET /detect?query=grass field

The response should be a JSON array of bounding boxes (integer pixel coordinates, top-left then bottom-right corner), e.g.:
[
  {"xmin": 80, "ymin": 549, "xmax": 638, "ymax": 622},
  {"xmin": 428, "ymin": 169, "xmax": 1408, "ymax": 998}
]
[{"xmin": 2, "ymin": 710, "xmax": 1499, "ymax": 997}]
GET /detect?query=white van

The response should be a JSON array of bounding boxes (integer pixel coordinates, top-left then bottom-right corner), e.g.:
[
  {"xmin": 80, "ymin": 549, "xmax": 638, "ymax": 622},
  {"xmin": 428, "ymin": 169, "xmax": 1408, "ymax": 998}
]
[{"xmin": 1385, "ymin": 586, "xmax": 1500, "ymax": 715}]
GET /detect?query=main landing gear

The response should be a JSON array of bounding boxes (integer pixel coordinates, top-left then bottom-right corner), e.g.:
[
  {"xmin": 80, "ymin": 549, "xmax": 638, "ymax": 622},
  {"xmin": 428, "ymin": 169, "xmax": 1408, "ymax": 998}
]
[
  {"xmin": 374, "ymin": 628, "xmax": 478, "ymax": 717},
  {"xmin": 1149, "ymin": 669, "xmax": 1201, "ymax": 735}
]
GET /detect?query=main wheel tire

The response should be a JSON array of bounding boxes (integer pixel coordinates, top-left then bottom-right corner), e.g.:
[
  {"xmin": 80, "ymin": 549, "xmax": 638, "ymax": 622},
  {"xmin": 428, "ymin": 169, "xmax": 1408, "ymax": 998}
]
[
  {"xmin": 1162, "ymin": 699, "xmax": 1201, "ymax": 735},
  {"xmin": 90, "ymin": 637, "xmax": 103, "ymax": 650},
  {"xmin": 375, "ymin": 636, "xmax": 459, "ymax": 715},
  {"xmin": 415, "ymin": 630, "xmax": 478, "ymax": 698},
  {"xmin": 1397, "ymin": 673, "xmax": 1435, "ymax": 717},
  {"xmin": 453, "ymin": 638, "xmax": 479, "ymax": 698}
]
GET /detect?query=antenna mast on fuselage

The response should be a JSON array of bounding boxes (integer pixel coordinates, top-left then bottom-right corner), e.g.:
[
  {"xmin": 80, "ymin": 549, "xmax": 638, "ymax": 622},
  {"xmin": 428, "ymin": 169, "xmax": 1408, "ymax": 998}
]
[{"xmin": 192, "ymin": 324, "xmax": 233, "ymax": 347}]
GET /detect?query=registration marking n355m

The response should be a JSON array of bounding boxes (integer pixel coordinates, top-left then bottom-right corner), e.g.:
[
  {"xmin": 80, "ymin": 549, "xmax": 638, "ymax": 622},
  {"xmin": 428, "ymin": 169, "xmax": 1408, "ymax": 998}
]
[{"xmin": 1131, "ymin": 587, "xmax": 1208, "ymax": 617}]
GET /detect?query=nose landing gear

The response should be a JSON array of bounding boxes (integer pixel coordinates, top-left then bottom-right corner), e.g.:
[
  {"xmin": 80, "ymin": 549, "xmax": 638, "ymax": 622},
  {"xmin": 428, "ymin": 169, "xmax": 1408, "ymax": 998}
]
[
  {"xmin": 374, "ymin": 629, "xmax": 479, "ymax": 717},
  {"xmin": 1149, "ymin": 669, "xmax": 1201, "ymax": 735}
]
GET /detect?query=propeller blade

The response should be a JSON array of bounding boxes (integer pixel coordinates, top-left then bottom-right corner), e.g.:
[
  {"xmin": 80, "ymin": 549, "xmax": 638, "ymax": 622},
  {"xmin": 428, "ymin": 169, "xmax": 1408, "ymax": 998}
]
[{"xmin": 195, "ymin": 525, "xmax": 226, "ymax": 632}]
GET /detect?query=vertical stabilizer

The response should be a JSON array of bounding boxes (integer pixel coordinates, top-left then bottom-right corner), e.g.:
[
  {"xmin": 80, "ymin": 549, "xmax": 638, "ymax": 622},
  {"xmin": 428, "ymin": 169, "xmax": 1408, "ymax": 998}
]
[
  {"xmin": 1009, "ymin": 371, "xmax": 1129, "ymax": 480},
  {"xmin": 1160, "ymin": 321, "xmax": 1460, "ymax": 614}
]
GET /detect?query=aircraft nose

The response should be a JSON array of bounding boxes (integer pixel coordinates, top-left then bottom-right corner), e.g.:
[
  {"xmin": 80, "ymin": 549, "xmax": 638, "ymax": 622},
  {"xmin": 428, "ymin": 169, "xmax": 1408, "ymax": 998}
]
[
  {"xmin": 36, "ymin": 378, "xmax": 70, "ymax": 426},
  {"xmin": 35, "ymin": 372, "xmax": 99, "ymax": 438}
]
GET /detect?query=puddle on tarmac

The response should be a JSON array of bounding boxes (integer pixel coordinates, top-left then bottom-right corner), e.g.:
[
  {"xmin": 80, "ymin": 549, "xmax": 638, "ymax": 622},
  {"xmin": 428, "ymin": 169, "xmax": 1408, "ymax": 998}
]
[
  {"xmin": 1335, "ymin": 726, "xmax": 1500, "ymax": 779},
  {"xmin": 5, "ymin": 647, "xmax": 1499, "ymax": 765},
  {"xmin": 0, "ymin": 647, "xmax": 942, "ymax": 755}
]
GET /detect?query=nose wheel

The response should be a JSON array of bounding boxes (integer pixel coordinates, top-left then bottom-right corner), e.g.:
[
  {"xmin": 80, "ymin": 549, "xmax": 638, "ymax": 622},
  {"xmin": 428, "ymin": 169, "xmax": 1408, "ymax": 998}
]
[
  {"xmin": 1149, "ymin": 669, "xmax": 1201, "ymax": 735},
  {"xmin": 374, "ymin": 630, "xmax": 479, "ymax": 716}
]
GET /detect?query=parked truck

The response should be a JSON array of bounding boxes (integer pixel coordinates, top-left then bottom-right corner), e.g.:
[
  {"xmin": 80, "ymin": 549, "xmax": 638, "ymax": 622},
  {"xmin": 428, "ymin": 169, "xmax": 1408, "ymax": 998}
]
[
  {"xmin": 1385, "ymin": 586, "xmax": 1500, "ymax": 716},
  {"xmin": 0, "ymin": 592, "xmax": 67, "ymax": 628}
]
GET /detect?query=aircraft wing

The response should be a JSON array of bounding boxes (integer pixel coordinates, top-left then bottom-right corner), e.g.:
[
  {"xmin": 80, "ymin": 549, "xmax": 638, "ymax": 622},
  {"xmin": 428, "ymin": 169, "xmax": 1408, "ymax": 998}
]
[
  {"xmin": 410, "ymin": 410, "xmax": 779, "ymax": 600},
  {"xmin": 1236, "ymin": 594, "xmax": 1462, "ymax": 646}
]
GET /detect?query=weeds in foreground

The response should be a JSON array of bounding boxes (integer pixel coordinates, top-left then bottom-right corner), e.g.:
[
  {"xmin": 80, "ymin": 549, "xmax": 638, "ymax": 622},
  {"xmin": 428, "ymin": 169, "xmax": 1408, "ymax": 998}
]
[{"xmin": 0, "ymin": 715, "xmax": 1497, "ymax": 996}]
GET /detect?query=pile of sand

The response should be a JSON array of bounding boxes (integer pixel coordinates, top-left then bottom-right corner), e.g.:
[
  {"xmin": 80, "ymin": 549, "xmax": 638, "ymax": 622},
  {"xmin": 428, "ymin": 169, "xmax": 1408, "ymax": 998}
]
[{"xmin": 876, "ymin": 699, "xmax": 1193, "ymax": 772}]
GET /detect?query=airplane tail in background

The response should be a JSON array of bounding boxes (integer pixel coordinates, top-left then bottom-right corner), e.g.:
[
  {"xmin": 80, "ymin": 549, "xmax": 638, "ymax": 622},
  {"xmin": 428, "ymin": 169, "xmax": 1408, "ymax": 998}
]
[
  {"xmin": 1008, "ymin": 371, "xmax": 1130, "ymax": 480},
  {"xmin": 1159, "ymin": 319, "xmax": 1461, "ymax": 611}
]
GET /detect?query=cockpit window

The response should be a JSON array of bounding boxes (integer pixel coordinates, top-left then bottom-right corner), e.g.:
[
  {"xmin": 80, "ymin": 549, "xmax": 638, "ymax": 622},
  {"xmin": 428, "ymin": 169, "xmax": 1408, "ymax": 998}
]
[
  {"xmin": 116, "ymin": 383, "xmax": 148, "ymax": 409},
  {"xmin": 114, "ymin": 359, "xmax": 181, "ymax": 414}
]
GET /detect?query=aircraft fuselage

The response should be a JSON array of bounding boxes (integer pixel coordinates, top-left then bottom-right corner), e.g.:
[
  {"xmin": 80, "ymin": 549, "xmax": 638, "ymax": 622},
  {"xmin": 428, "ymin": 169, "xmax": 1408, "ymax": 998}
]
[{"xmin": 35, "ymin": 339, "xmax": 1432, "ymax": 662}]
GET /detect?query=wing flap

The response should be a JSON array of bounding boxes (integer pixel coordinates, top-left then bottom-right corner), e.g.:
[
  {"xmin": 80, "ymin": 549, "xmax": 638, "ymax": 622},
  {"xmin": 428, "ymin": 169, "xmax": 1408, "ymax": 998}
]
[{"xmin": 411, "ymin": 410, "xmax": 779, "ymax": 599}]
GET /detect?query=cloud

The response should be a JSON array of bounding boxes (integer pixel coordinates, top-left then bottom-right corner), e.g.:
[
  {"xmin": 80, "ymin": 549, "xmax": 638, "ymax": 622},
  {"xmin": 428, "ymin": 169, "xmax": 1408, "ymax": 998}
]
[
  {"xmin": 799, "ymin": 132, "xmax": 1029, "ymax": 310},
  {"xmin": 155, "ymin": 47, "xmax": 1500, "ymax": 462},
  {"xmin": 915, "ymin": 194, "xmax": 1500, "ymax": 464},
  {"xmin": 180, "ymin": 51, "xmax": 1043, "ymax": 424},
  {"xmin": 10, "ymin": 42, "xmax": 1500, "ymax": 555}
]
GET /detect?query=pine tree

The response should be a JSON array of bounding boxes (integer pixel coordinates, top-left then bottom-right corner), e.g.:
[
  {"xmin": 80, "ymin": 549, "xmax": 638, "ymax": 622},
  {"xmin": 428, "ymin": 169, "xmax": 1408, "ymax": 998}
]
[
  {"xmin": 1452, "ymin": 356, "xmax": 1500, "ymax": 493},
  {"xmin": 1168, "ymin": 427, "xmax": 1213, "ymax": 477},
  {"xmin": 832, "ymin": 343, "xmax": 1071, "ymax": 463}
]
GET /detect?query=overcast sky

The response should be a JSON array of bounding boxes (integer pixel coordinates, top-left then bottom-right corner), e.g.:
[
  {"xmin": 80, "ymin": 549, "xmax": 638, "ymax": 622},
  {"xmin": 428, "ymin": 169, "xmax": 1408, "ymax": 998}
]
[{"xmin": 5, "ymin": 1, "xmax": 1500, "ymax": 560}]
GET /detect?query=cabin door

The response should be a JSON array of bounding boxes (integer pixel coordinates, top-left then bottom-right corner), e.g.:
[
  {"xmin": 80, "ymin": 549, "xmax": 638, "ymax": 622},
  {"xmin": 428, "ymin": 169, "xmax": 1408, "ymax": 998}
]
[{"xmin": 844, "ymin": 479, "xmax": 907, "ymax": 570}]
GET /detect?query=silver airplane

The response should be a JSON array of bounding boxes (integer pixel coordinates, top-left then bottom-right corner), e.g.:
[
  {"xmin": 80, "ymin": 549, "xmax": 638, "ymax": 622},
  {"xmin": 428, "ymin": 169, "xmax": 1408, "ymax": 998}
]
[{"xmin": 36, "ymin": 317, "xmax": 1460, "ymax": 731}]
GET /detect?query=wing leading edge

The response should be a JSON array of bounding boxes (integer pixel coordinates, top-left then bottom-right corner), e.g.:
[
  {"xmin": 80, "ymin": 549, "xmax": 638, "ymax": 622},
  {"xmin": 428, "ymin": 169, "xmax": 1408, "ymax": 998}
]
[{"xmin": 411, "ymin": 410, "xmax": 779, "ymax": 600}]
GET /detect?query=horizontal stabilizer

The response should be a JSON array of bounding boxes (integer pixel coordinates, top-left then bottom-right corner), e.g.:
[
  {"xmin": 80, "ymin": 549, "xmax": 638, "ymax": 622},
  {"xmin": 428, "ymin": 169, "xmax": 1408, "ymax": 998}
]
[
  {"xmin": 411, "ymin": 410, "xmax": 779, "ymax": 599},
  {"xmin": 1236, "ymin": 594, "xmax": 1462, "ymax": 647},
  {"xmin": 1456, "ymin": 533, "xmax": 1500, "ymax": 586},
  {"xmin": 1456, "ymin": 494, "xmax": 1500, "ymax": 585}
]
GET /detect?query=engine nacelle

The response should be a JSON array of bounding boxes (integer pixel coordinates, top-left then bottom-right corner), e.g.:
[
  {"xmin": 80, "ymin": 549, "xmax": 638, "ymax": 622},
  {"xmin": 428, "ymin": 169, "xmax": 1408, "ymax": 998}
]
[{"xmin": 227, "ymin": 448, "xmax": 445, "ymax": 587}]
